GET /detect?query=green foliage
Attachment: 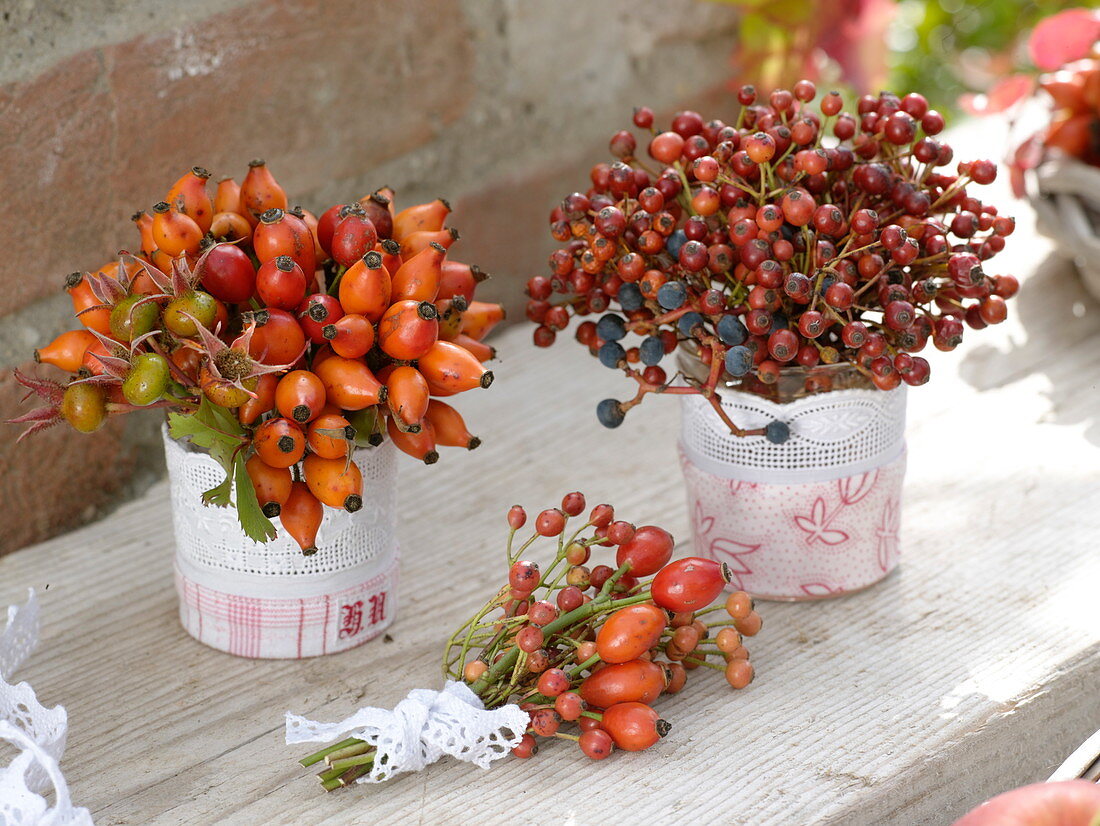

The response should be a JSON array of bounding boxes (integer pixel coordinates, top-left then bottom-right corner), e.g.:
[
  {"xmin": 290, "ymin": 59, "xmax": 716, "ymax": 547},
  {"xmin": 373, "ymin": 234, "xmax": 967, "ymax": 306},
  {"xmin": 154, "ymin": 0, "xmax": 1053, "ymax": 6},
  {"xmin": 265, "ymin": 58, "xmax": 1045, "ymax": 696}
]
[
  {"xmin": 168, "ymin": 398, "xmax": 277, "ymax": 543},
  {"xmin": 888, "ymin": 0, "xmax": 1083, "ymax": 114}
]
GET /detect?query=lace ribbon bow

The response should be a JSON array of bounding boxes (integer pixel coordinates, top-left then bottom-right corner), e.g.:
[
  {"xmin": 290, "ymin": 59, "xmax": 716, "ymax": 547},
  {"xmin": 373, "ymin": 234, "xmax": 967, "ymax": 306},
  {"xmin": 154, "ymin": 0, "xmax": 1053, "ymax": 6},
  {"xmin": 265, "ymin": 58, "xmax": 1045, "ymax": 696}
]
[{"xmin": 286, "ymin": 681, "xmax": 528, "ymax": 783}]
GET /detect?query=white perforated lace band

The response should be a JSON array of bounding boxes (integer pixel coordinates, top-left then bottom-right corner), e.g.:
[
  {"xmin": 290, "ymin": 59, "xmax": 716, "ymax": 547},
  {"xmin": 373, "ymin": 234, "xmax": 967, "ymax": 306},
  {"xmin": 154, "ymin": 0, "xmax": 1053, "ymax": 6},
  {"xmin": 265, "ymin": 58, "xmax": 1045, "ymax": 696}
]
[
  {"xmin": 164, "ymin": 428, "xmax": 398, "ymax": 580},
  {"xmin": 679, "ymin": 386, "xmax": 907, "ymax": 485},
  {"xmin": 163, "ymin": 427, "xmax": 400, "ymax": 659}
]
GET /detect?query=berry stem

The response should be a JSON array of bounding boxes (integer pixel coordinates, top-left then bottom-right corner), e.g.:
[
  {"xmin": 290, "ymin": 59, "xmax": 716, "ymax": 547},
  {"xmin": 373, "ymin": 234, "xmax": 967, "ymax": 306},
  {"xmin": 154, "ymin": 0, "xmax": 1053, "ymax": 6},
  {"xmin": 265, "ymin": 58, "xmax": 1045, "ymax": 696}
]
[{"xmin": 300, "ymin": 737, "xmax": 361, "ymax": 767}]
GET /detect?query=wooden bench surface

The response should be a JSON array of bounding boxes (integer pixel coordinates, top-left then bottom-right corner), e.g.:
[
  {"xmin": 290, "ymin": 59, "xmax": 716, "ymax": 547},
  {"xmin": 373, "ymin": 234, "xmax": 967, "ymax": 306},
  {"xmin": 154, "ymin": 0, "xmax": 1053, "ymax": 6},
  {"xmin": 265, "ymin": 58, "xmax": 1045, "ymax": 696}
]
[{"xmin": 3, "ymin": 125, "xmax": 1099, "ymax": 825}]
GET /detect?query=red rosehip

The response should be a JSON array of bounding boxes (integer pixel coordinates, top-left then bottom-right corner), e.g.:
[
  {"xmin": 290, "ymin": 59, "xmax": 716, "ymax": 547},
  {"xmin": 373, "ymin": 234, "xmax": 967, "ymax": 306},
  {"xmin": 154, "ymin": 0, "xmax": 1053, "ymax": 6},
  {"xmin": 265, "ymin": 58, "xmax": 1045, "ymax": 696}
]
[
  {"xmin": 825, "ymin": 282, "xmax": 854, "ymax": 310},
  {"xmin": 535, "ymin": 508, "xmax": 566, "ymax": 537},
  {"xmin": 537, "ymin": 668, "xmax": 570, "ymax": 698},
  {"xmin": 606, "ymin": 520, "xmax": 636, "ymax": 545},
  {"xmin": 632, "ymin": 106, "xmax": 654, "ymax": 129},
  {"xmin": 978, "ymin": 295, "xmax": 1007, "ymax": 325},
  {"xmin": 509, "ymin": 560, "xmax": 540, "ymax": 592},
  {"xmin": 516, "ymin": 625, "xmax": 545, "ymax": 653},
  {"xmin": 798, "ymin": 310, "xmax": 826, "ymax": 338},
  {"xmin": 884, "ymin": 300, "xmax": 916, "ymax": 330},
  {"xmin": 650, "ymin": 557, "xmax": 729, "ymax": 613},
  {"xmin": 589, "ymin": 503, "xmax": 614, "ymax": 528},
  {"xmin": 615, "ymin": 525, "xmax": 674, "ymax": 576},
  {"xmin": 767, "ymin": 328, "xmax": 799, "ymax": 362},
  {"xmin": 508, "ymin": 505, "xmax": 527, "ymax": 530},
  {"xmin": 744, "ymin": 132, "xmax": 776, "ymax": 164},
  {"xmin": 649, "ymin": 132, "xmax": 685, "ymax": 164},
  {"xmin": 529, "ymin": 600, "xmax": 559, "ymax": 627},
  {"xmin": 561, "ymin": 491, "xmax": 586, "ymax": 517}
]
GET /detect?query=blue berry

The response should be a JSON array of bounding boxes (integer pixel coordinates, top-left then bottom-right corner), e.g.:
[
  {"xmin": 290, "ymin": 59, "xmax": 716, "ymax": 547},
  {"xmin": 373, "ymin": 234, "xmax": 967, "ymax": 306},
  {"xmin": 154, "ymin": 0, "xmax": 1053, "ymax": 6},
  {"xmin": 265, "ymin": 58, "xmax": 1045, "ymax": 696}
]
[
  {"xmin": 765, "ymin": 420, "xmax": 790, "ymax": 444},
  {"xmin": 598, "ymin": 340, "xmax": 626, "ymax": 368},
  {"xmin": 666, "ymin": 229, "xmax": 687, "ymax": 260},
  {"xmin": 596, "ymin": 399, "xmax": 625, "ymax": 428},
  {"xmin": 596, "ymin": 313, "xmax": 626, "ymax": 341},
  {"xmin": 716, "ymin": 314, "xmax": 747, "ymax": 346},
  {"xmin": 657, "ymin": 281, "xmax": 687, "ymax": 310},
  {"xmin": 724, "ymin": 345, "xmax": 753, "ymax": 376},
  {"xmin": 618, "ymin": 283, "xmax": 644, "ymax": 311},
  {"xmin": 677, "ymin": 311, "xmax": 705, "ymax": 337},
  {"xmin": 639, "ymin": 336, "xmax": 665, "ymax": 366},
  {"xmin": 769, "ymin": 312, "xmax": 788, "ymax": 333}
]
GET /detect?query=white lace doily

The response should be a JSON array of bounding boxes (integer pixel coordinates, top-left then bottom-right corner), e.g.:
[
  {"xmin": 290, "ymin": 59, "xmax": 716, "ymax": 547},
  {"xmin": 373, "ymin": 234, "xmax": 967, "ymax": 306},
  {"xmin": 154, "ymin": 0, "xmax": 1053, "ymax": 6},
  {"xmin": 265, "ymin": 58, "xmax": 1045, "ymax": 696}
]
[
  {"xmin": 680, "ymin": 386, "xmax": 907, "ymax": 485},
  {"xmin": 163, "ymin": 428, "xmax": 399, "ymax": 599},
  {"xmin": 286, "ymin": 682, "xmax": 528, "ymax": 784},
  {"xmin": 1, "ymin": 590, "xmax": 92, "ymax": 825}
]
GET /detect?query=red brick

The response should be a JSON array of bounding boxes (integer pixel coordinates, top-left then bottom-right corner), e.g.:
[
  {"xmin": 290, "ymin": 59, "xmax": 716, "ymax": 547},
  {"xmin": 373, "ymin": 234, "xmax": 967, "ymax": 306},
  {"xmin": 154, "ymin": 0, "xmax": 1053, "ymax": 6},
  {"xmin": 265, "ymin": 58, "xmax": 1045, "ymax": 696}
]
[
  {"xmin": 0, "ymin": 51, "xmax": 119, "ymax": 309},
  {"xmin": 0, "ymin": 0, "xmax": 474, "ymax": 314}
]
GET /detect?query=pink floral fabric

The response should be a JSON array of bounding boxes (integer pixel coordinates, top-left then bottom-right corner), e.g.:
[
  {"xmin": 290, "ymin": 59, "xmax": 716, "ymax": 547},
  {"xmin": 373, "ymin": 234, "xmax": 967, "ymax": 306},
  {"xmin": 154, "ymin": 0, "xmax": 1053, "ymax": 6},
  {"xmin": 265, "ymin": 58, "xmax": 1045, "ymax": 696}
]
[{"xmin": 680, "ymin": 447, "xmax": 905, "ymax": 600}]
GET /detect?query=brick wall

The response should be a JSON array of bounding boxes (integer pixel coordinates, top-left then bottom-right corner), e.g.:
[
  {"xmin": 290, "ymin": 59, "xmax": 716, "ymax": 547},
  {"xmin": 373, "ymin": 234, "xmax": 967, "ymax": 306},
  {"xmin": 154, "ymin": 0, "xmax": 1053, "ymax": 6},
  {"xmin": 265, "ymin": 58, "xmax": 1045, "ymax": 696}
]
[{"xmin": 0, "ymin": 0, "xmax": 739, "ymax": 554}]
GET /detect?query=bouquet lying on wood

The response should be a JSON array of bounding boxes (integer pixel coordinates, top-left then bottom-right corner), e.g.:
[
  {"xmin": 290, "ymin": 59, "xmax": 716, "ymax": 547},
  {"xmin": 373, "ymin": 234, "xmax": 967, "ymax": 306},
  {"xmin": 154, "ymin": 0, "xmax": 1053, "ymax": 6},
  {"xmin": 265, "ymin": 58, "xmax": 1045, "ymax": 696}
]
[
  {"xmin": 10, "ymin": 162, "xmax": 503, "ymax": 552},
  {"xmin": 288, "ymin": 492, "xmax": 763, "ymax": 788}
]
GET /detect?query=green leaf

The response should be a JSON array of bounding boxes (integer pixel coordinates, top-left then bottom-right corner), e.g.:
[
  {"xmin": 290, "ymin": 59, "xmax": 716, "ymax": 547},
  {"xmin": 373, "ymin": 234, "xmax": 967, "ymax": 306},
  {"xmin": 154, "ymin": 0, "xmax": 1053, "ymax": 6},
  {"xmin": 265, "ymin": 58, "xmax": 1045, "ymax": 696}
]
[
  {"xmin": 168, "ymin": 397, "xmax": 261, "ymax": 522},
  {"xmin": 233, "ymin": 453, "xmax": 277, "ymax": 543},
  {"xmin": 202, "ymin": 475, "xmax": 233, "ymax": 508}
]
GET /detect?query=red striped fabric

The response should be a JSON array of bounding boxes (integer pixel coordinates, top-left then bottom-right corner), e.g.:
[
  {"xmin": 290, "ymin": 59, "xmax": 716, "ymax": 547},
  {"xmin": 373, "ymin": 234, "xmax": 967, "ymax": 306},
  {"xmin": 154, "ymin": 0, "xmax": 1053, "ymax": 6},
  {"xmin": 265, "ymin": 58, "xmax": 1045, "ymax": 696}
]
[{"xmin": 175, "ymin": 555, "xmax": 399, "ymax": 659}]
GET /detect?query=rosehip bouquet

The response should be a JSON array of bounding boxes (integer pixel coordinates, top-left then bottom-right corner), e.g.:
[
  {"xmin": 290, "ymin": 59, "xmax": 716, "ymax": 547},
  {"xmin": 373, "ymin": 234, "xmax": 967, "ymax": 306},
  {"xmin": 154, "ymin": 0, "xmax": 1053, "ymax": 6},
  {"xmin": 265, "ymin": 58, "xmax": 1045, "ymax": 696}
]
[
  {"xmin": 525, "ymin": 80, "xmax": 1019, "ymax": 437},
  {"xmin": 10, "ymin": 162, "xmax": 503, "ymax": 552},
  {"xmin": 293, "ymin": 492, "xmax": 763, "ymax": 789}
]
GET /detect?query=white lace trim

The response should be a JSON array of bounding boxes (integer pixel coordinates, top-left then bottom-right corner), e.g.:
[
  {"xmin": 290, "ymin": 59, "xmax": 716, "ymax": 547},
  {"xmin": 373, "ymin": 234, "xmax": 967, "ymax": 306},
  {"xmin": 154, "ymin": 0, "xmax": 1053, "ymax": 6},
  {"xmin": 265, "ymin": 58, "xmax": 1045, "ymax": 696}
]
[
  {"xmin": 163, "ymin": 427, "xmax": 398, "ymax": 584},
  {"xmin": 285, "ymin": 682, "xmax": 528, "ymax": 783},
  {"xmin": 680, "ymin": 386, "xmax": 907, "ymax": 485},
  {"xmin": 0, "ymin": 590, "xmax": 93, "ymax": 825}
]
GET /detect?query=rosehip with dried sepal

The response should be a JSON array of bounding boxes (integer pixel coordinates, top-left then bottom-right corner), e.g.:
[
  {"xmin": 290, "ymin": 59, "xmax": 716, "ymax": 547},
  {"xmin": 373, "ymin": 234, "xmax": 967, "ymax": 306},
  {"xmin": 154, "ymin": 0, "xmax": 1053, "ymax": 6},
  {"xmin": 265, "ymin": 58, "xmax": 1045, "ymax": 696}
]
[{"xmin": 529, "ymin": 708, "xmax": 561, "ymax": 737}]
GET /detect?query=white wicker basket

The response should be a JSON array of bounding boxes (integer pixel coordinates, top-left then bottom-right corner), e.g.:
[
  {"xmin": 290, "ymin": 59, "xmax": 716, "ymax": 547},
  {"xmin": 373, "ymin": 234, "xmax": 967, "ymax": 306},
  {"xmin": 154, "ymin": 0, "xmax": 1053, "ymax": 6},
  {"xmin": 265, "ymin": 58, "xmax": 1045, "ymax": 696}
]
[
  {"xmin": 1029, "ymin": 156, "xmax": 1100, "ymax": 301},
  {"xmin": 163, "ymin": 428, "xmax": 399, "ymax": 659}
]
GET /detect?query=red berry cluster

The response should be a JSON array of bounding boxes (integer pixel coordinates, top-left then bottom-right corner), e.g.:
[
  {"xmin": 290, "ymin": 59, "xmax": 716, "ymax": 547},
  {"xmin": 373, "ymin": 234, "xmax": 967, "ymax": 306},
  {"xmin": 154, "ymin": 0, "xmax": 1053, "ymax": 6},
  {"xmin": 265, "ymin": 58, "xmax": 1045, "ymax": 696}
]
[
  {"xmin": 300, "ymin": 493, "xmax": 763, "ymax": 787},
  {"xmin": 12, "ymin": 162, "xmax": 502, "ymax": 549},
  {"xmin": 525, "ymin": 80, "xmax": 1019, "ymax": 435}
]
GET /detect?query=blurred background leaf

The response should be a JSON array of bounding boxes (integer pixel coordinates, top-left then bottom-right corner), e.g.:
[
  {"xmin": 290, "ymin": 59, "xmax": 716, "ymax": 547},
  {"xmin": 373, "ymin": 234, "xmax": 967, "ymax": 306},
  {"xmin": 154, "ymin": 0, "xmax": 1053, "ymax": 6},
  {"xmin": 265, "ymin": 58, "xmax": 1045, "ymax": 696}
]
[
  {"xmin": 888, "ymin": 0, "xmax": 1084, "ymax": 113},
  {"xmin": 711, "ymin": 0, "xmax": 1086, "ymax": 113}
]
